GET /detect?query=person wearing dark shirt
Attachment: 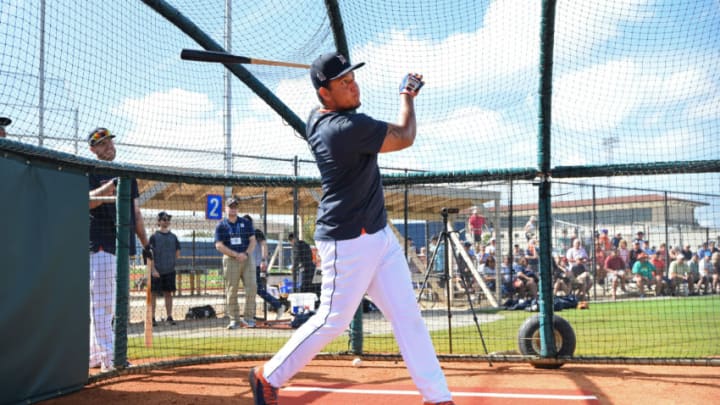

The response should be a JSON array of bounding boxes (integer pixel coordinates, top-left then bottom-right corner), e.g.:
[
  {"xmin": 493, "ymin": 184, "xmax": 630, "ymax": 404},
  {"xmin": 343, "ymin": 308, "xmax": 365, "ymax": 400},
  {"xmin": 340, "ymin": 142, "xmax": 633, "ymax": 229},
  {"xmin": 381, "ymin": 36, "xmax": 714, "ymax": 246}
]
[
  {"xmin": 570, "ymin": 259, "xmax": 592, "ymax": 300},
  {"xmin": 456, "ymin": 241, "xmax": 475, "ymax": 293},
  {"xmin": 512, "ymin": 257, "xmax": 538, "ymax": 300},
  {"xmin": 680, "ymin": 244, "xmax": 693, "ymax": 261},
  {"xmin": 214, "ymin": 197, "xmax": 256, "ymax": 329},
  {"xmin": 249, "ymin": 53, "xmax": 453, "ymax": 404},
  {"xmin": 629, "ymin": 241, "xmax": 644, "ymax": 268},
  {"xmin": 87, "ymin": 127, "xmax": 148, "ymax": 372},
  {"xmin": 288, "ymin": 233, "xmax": 319, "ymax": 296},
  {"xmin": 632, "ymin": 231, "xmax": 647, "ymax": 246},
  {"xmin": 148, "ymin": 211, "xmax": 181, "ymax": 325},
  {"xmin": 244, "ymin": 215, "xmax": 287, "ymax": 320}
]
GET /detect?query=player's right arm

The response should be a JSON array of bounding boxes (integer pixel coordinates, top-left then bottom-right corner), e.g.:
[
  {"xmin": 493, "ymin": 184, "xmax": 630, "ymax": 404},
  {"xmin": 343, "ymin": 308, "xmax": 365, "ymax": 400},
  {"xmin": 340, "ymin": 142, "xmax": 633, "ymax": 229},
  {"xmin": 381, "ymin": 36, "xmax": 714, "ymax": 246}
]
[
  {"xmin": 380, "ymin": 73, "xmax": 424, "ymax": 153},
  {"xmin": 380, "ymin": 94, "xmax": 416, "ymax": 153}
]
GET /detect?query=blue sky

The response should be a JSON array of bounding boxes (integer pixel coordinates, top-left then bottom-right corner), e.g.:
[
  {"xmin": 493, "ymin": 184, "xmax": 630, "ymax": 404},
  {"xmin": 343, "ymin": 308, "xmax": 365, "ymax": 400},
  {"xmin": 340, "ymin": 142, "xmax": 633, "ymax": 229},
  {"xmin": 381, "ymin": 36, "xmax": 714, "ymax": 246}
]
[{"xmin": 1, "ymin": 0, "xmax": 719, "ymax": 225}]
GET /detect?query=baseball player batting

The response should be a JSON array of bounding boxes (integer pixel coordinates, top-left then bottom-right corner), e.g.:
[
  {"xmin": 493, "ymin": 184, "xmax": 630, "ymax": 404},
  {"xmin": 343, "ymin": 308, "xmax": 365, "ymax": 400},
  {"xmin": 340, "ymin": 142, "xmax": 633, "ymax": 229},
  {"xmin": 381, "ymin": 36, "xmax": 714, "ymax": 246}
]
[{"xmin": 249, "ymin": 53, "xmax": 454, "ymax": 405}]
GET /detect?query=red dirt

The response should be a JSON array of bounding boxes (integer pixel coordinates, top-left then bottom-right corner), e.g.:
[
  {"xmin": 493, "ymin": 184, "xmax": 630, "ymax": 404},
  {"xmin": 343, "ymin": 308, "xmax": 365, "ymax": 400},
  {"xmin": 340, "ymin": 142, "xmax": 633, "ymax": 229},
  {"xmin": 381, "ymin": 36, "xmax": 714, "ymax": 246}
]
[{"xmin": 39, "ymin": 360, "xmax": 719, "ymax": 405}]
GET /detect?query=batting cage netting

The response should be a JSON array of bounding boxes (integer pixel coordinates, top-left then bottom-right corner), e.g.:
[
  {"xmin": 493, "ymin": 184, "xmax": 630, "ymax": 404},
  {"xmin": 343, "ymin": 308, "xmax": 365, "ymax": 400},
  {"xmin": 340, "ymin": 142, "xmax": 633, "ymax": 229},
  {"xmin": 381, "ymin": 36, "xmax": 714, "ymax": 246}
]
[{"xmin": 1, "ymin": 0, "xmax": 719, "ymax": 398}]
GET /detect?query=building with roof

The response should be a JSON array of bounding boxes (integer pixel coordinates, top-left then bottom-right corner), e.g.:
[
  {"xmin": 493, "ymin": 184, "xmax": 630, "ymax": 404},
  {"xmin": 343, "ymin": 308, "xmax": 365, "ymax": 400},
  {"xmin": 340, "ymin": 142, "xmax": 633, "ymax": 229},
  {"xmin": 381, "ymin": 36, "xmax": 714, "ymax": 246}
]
[{"xmin": 496, "ymin": 193, "xmax": 712, "ymax": 253}]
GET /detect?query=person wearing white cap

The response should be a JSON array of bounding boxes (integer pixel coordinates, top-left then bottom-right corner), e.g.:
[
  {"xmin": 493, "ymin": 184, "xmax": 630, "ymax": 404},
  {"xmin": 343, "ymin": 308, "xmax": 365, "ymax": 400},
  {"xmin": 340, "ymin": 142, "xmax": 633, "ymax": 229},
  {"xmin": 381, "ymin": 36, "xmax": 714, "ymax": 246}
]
[{"xmin": 485, "ymin": 237, "xmax": 497, "ymax": 255}]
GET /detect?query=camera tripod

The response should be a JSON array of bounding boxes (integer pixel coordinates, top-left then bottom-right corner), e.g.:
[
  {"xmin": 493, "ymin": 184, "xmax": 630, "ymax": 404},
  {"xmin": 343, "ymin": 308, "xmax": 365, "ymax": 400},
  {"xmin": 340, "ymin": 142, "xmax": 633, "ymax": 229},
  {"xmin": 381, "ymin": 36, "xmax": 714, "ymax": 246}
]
[{"xmin": 417, "ymin": 207, "xmax": 492, "ymax": 365}]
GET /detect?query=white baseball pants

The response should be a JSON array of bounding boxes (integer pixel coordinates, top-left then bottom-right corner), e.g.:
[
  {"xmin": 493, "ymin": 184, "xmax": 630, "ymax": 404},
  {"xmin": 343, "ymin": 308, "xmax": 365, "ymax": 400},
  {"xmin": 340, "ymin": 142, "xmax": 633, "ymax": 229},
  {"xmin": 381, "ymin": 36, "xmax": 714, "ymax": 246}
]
[
  {"xmin": 263, "ymin": 225, "xmax": 452, "ymax": 403},
  {"xmin": 89, "ymin": 250, "xmax": 116, "ymax": 370}
]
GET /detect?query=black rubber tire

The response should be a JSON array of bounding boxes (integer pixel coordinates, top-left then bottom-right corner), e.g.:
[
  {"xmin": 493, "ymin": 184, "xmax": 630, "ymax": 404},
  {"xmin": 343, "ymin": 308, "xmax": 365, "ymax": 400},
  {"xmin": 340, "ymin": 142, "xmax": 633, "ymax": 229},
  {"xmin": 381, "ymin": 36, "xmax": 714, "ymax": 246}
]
[{"xmin": 517, "ymin": 314, "xmax": 576, "ymax": 368}]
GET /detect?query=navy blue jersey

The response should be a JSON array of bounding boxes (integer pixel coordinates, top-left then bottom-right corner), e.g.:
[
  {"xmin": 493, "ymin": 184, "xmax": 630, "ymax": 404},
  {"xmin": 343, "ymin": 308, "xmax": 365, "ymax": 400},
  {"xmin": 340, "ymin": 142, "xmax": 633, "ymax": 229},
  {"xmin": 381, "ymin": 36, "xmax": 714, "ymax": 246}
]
[
  {"xmin": 306, "ymin": 108, "xmax": 388, "ymax": 241},
  {"xmin": 214, "ymin": 216, "xmax": 254, "ymax": 254},
  {"xmin": 89, "ymin": 175, "xmax": 140, "ymax": 255}
]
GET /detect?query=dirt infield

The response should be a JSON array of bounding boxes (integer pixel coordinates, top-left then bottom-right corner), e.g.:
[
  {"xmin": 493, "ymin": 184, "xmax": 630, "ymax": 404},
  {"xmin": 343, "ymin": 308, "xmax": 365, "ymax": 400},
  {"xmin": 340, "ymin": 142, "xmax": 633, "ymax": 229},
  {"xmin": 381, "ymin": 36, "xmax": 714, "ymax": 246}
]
[{"xmin": 40, "ymin": 360, "xmax": 719, "ymax": 404}]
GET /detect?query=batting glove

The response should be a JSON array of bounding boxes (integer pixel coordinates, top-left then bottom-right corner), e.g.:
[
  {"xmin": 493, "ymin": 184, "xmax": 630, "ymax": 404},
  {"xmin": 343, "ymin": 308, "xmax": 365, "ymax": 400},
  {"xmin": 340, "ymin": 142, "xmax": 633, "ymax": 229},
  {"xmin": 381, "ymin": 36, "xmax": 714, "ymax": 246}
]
[
  {"xmin": 142, "ymin": 245, "xmax": 153, "ymax": 264},
  {"xmin": 399, "ymin": 73, "xmax": 424, "ymax": 96}
]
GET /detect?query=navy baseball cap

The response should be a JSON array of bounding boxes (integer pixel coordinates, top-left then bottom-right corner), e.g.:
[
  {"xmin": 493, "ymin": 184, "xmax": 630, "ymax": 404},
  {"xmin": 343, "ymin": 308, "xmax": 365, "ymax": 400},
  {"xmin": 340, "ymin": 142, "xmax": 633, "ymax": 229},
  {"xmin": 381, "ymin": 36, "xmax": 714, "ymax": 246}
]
[
  {"xmin": 310, "ymin": 52, "xmax": 365, "ymax": 90},
  {"xmin": 226, "ymin": 196, "xmax": 240, "ymax": 207},
  {"xmin": 157, "ymin": 211, "xmax": 172, "ymax": 221},
  {"xmin": 0, "ymin": 117, "xmax": 11, "ymax": 127}
]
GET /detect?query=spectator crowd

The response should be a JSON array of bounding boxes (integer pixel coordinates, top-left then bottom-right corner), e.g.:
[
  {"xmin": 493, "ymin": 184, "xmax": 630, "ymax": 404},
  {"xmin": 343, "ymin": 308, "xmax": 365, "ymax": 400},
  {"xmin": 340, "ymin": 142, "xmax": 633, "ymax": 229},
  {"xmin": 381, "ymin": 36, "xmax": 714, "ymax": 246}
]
[{"xmin": 420, "ymin": 224, "xmax": 720, "ymax": 308}]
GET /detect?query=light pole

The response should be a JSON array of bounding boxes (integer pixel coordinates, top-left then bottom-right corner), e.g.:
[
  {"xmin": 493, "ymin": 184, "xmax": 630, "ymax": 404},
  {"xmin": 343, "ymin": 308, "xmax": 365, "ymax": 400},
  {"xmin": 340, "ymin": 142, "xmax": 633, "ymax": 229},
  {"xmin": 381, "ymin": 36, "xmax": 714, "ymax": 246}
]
[{"xmin": 602, "ymin": 136, "xmax": 619, "ymax": 195}]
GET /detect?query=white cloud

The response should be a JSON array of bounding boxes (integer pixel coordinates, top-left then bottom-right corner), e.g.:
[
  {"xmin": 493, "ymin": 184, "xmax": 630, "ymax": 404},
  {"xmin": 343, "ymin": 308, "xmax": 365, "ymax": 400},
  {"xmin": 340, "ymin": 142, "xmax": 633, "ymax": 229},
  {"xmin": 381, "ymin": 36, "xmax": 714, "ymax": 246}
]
[
  {"xmin": 352, "ymin": 1, "xmax": 541, "ymax": 97},
  {"xmin": 553, "ymin": 57, "xmax": 717, "ymax": 134},
  {"xmin": 110, "ymin": 86, "xmax": 317, "ymax": 174},
  {"xmin": 553, "ymin": 59, "xmax": 642, "ymax": 132},
  {"xmin": 115, "ymin": 88, "xmax": 215, "ymax": 123},
  {"xmin": 554, "ymin": 1, "xmax": 654, "ymax": 59},
  {"xmin": 113, "ymin": 88, "xmax": 222, "ymax": 147},
  {"xmin": 686, "ymin": 95, "xmax": 720, "ymax": 122},
  {"xmin": 409, "ymin": 106, "xmax": 536, "ymax": 171}
]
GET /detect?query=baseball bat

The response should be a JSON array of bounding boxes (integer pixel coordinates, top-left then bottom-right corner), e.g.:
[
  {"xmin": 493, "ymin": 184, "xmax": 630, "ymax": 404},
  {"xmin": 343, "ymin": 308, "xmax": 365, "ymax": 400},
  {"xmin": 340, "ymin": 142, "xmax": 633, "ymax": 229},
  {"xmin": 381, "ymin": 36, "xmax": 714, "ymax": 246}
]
[
  {"xmin": 144, "ymin": 259, "xmax": 153, "ymax": 347},
  {"xmin": 180, "ymin": 49, "xmax": 310, "ymax": 69}
]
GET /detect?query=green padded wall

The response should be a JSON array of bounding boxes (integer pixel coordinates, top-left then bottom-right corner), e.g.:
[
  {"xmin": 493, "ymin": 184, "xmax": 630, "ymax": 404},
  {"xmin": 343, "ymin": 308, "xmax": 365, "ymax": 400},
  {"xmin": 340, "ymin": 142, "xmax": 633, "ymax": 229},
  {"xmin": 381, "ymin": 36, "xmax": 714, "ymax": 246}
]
[{"xmin": 0, "ymin": 155, "xmax": 89, "ymax": 404}]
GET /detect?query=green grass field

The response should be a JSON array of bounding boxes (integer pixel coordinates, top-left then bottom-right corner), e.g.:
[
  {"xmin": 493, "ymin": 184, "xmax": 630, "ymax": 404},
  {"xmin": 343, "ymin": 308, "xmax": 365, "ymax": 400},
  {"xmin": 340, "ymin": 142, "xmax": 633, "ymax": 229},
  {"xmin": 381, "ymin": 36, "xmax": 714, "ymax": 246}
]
[{"xmin": 128, "ymin": 295, "xmax": 719, "ymax": 360}]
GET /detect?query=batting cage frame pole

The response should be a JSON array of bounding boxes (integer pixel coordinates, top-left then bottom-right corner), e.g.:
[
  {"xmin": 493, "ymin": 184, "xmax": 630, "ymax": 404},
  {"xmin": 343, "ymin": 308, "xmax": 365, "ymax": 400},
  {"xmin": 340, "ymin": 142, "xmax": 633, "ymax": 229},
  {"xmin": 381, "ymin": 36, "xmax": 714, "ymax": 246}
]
[
  {"xmin": 536, "ymin": 0, "xmax": 559, "ymax": 358},
  {"xmin": 114, "ymin": 178, "xmax": 131, "ymax": 369}
]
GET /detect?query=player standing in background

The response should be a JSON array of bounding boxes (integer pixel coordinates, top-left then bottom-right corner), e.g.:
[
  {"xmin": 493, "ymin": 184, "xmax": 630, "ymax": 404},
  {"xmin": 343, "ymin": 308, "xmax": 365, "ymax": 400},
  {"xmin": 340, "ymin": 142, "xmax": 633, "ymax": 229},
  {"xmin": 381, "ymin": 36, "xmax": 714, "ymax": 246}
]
[
  {"xmin": 148, "ymin": 211, "xmax": 181, "ymax": 325},
  {"xmin": 87, "ymin": 127, "xmax": 149, "ymax": 372},
  {"xmin": 249, "ymin": 53, "xmax": 454, "ymax": 405}
]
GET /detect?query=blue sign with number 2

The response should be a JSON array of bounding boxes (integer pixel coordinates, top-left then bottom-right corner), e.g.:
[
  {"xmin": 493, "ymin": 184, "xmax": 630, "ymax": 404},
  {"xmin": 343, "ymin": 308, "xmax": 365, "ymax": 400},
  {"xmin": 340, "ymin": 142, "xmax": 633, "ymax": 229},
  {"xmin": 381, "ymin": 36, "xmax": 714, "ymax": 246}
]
[{"xmin": 206, "ymin": 194, "xmax": 223, "ymax": 220}]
